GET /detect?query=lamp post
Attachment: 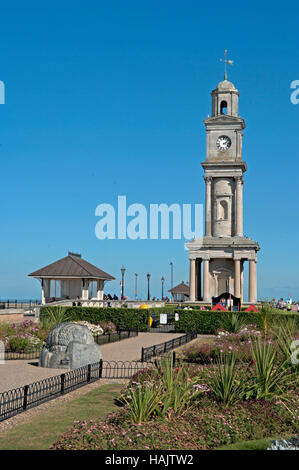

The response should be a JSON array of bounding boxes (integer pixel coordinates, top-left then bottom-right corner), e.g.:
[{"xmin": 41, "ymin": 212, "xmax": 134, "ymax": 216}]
[
  {"xmin": 135, "ymin": 273, "xmax": 138, "ymax": 300},
  {"xmin": 147, "ymin": 273, "xmax": 151, "ymax": 301},
  {"xmin": 161, "ymin": 276, "xmax": 165, "ymax": 300},
  {"xmin": 169, "ymin": 261, "xmax": 173, "ymax": 290},
  {"xmin": 121, "ymin": 266, "xmax": 126, "ymax": 299}
]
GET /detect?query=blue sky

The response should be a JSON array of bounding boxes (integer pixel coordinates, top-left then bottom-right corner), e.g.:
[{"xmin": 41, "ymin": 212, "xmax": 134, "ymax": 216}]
[{"xmin": 0, "ymin": 1, "xmax": 298, "ymax": 301}]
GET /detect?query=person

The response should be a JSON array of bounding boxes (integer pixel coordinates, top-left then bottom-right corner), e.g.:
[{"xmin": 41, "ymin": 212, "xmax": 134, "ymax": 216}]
[
  {"xmin": 286, "ymin": 301, "xmax": 291, "ymax": 312},
  {"xmin": 76, "ymin": 296, "xmax": 81, "ymax": 307}
]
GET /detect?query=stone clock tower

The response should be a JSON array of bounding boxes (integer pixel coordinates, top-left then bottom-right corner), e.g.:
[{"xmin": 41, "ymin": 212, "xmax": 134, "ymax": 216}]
[{"xmin": 186, "ymin": 76, "xmax": 260, "ymax": 304}]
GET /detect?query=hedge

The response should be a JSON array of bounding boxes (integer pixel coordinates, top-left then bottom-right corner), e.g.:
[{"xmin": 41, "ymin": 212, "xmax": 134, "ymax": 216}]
[
  {"xmin": 39, "ymin": 305, "xmax": 196, "ymax": 330},
  {"xmin": 40, "ymin": 307, "xmax": 151, "ymax": 331},
  {"xmin": 174, "ymin": 310, "xmax": 299, "ymax": 334},
  {"xmin": 40, "ymin": 306, "xmax": 298, "ymax": 335}
]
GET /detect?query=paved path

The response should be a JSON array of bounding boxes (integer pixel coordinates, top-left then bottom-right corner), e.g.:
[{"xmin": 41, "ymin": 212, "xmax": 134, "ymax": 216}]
[
  {"xmin": 0, "ymin": 332, "xmax": 182, "ymax": 393},
  {"xmin": 100, "ymin": 332, "xmax": 182, "ymax": 362},
  {"xmin": 0, "ymin": 361, "xmax": 63, "ymax": 393}
]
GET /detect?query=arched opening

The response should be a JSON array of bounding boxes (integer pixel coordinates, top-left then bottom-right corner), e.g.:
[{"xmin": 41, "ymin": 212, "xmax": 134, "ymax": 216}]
[
  {"xmin": 218, "ymin": 200, "xmax": 228, "ymax": 220},
  {"xmin": 220, "ymin": 100, "xmax": 228, "ymax": 115}
]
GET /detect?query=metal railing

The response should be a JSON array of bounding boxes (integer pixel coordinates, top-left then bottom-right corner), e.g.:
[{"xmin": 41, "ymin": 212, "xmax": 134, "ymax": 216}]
[
  {"xmin": 0, "ymin": 359, "xmax": 154, "ymax": 422},
  {"xmin": 0, "ymin": 300, "xmax": 41, "ymax": 310},
  {"xmin": 4, "ymin": 329, "xmax": 139, "ymax": 360},
  {"xmin": 141, "ymin": 331, "xmax": 197, "ymax": 362},
  {"xmin": 149, "ymin": 323, "xmax": 176, "ymax": 333},
  {"xmin": 94, "ymin": 329, "xmax": 138, "ymax": 345}
]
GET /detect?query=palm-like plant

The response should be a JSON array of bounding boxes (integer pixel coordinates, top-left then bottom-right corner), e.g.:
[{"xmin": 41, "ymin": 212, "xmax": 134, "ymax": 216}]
[
  {"xmin": 271, "ymin": 317, "xmax": 298, "ymax": 366},
  {"xmin": 248, "ymin": 338, "xmax": 298, "ymax": 401},
  {"xmin": 209, "ymin": 353, "xmax": 245, "ymax": 406},
  {"xmin": 120, "ymin": 384, "xmax": 161, "ymax": 424},
  {"xmin": 226, "ymin": 313, "xmax": 248, "ymax": 334},
  {"xmin": 260, "ymin": 301, "xmax": 272, "ymax": 337},
  {"xmin": 156, "ymin": 357, "xmax": 195, "ymax": 417},
  {"xmin": 40, "ymin": 306, "xmax": 71, "ymax": 328}
]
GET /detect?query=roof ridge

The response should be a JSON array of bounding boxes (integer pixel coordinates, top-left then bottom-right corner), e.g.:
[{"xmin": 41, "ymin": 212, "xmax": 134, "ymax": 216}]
[{"xmin": 68, "ymin": 255, "xmax": 91, "ymax": 276}]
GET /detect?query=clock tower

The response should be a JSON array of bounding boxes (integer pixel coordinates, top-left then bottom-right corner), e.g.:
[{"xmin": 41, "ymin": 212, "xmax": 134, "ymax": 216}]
[{"xmin": 186, "ymin": 71, "xmax": 260, "ymax": 305}]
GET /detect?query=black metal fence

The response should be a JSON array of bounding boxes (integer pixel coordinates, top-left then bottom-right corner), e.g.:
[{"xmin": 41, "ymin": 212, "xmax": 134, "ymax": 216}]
[
  {"xmin": 149, "ymin": 323, "xmax": 176, "ymax": 333},
  {"xmin": 94, "ymin": 329, "xmax": 138, "ymax": 345},
  {"xmin": 0, "ymin": 360, "xmax": 154, "ymax": 422},
  {"xmin": 3, "ymin": 330, "xmax": 139, "ymax": 360},
  {"xmin": 141, "ymin": 331, "xmax": 197, "ymax": 362},
  {"xmin": 0, "ymin": 300, "xmax": 41, "ymax": 310}
]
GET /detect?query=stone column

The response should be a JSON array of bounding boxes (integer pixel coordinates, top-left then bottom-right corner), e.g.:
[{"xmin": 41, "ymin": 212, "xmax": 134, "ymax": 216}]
[
  {"xmin": 235, "ymin": 176, "xmax": 243, "ymax": 236},
  {"xmin": 189, "ymin": 259, "xmax": 196, "ymax": 301},
  {"xmin": 234, "ymin": 259, "xmax": 241, "ymax": 299},
  {"xmin": 203, "ymin": 259, "xmax": 210, "ymax": 302},
  {"xmin": 240, "ymin": 261, "xmax": 244, "ymax": 302},
  {"xmin": 82, "ymin": 279, "xmax": 89, "ymax": 300},
  {"xmin": 41, "ymin": 279, "xmax": 45, "ymax": 305},
  {"xmin": 249, "ymin": 260, "xmax": 257, "ymax": 303},
  {"xmin": 97, "ymin": 279, "xmax": 104, "ymax": 300},
  {"xmin": 204, "ymin": 176, "xmax": 212, "ymax": 236},
  {"xmin": 196, "ymin": 259, "xmax": 202, "ymax": 301},
  {"xmin": 44, "ymin": 279, "xmax": 50, "ymax": 301}
]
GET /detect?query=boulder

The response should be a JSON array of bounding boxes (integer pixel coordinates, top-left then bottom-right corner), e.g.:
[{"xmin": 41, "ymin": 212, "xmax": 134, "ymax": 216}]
[{"xmin": 40, "ymin": 322, "xmax": 102, "ymax": 369}]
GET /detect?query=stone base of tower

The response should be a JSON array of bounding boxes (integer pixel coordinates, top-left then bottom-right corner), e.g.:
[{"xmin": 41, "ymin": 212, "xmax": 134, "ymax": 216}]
[{"xmin": 186, "ymin": 236, "xmax": 259, "ymax": 304}]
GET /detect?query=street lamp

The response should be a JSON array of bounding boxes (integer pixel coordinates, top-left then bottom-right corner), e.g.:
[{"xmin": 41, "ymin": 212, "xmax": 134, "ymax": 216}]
[
  {"xmin": 147, "ymin": 273, "xmax": 151, "ymax": 301},
  {"xmin": 135, "ymin": 273, "xmax": 138, "ymax": 300},
  {"xmin": 169, "ymin": 261, "xmax": 173, "ymax": 290},
  {"xmin": 161, "ymin": 276, "xmax": 165, "ymax": 300},
  {"xmin": 121, "ymin": 266, "xmax": 126, "ymax": 299}
]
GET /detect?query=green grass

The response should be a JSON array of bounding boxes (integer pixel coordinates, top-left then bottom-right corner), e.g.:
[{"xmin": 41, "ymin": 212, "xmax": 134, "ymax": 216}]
[{"xmin": 0, "ymin": 383, "xmax": 123, "ymax": 450}]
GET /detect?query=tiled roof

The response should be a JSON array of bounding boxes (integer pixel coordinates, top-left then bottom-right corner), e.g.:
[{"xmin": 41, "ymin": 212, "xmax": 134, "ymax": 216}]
[
  {"xmin": 28, "ymin": 255, "xmax": 115, "ymax": 280},
  {"xmin": 168, "ymin": 281, "xmax": 190, "ymax": 294}
]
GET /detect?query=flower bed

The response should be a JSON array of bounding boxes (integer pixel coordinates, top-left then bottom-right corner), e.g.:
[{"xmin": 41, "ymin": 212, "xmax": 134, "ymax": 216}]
[
  {"xmin": 180, "ymin": 325, "xmax": 263, "ymax": 363},
  {"xmin": 0, "ymin": 319, "xmax": 117, "ymax": 356},
  {"xmin": 51, "ymin": 359, "xmax": 299, "ymax": 450},
  {"xmin": 50, "ymin": 316, "xmax": 299, "ymax": 450},
  {"xmin": 0, "ymin": 320, "xmax": 48, "ymax": 352}
]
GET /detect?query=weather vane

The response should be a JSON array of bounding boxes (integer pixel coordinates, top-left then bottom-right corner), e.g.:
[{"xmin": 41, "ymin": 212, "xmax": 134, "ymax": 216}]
[{"xmin": 220, "ymin": 50, "xmax": 234, "ymax": 80}]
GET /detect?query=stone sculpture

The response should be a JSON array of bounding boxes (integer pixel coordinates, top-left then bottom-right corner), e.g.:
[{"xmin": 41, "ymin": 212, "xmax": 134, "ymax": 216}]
[{"xmin": 40, "ymin": 322, "xmax": 102, "ymax": 369}]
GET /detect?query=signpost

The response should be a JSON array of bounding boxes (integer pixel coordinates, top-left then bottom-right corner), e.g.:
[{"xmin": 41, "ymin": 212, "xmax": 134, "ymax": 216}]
[{"xmin": 160, "ymin": 313, "xmax": 167, "ymax": 325}]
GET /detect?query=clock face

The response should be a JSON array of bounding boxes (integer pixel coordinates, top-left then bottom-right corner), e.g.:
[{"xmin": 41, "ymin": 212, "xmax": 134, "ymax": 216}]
[{"xmin": 216, "ymin": 135, "xmax": 231, "ymax": 151}]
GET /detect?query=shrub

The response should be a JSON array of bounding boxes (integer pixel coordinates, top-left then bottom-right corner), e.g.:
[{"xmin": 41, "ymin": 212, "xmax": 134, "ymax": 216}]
[
  {"xmin": 98, "ymin": 321, "xmax": 116, "ymax": 334},
  {"xmin": 8, "ymin": 336, "xmax": 30, "ymax": 352},
  {"xmin": 40, "ymin": 307, "xmax": 151, "ymax": 331},
  {"xmin": 175, "ymin": 310, "xmax": 299, "ymax": 334},
  {"xmin": 1, "ymin": 320, "xmax": 46, "ymax": 351}
]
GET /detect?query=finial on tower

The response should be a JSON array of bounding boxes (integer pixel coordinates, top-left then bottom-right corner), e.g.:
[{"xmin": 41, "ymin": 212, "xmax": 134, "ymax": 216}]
[{"xmin": 220, "ymin": 50, "xmax": 234, "ymax": 80}]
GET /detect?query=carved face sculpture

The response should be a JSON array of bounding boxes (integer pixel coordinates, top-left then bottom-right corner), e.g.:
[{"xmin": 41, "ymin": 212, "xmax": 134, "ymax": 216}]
[{"xmin": 39, "ymin": 322, "xmax": 102, "ymax": 370}]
